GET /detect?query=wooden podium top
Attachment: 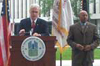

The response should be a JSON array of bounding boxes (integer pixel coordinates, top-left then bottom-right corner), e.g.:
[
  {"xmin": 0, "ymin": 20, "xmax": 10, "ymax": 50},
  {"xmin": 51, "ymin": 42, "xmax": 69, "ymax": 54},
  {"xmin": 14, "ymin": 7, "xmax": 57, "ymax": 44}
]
[{"xmin": 11, "ymin": 36, "xmax": 56, "ymax": 42}]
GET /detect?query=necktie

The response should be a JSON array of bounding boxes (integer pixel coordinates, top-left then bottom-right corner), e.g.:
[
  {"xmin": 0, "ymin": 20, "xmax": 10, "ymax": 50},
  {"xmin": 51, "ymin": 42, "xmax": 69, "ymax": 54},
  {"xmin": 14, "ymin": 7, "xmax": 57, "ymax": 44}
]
[
  {"xmin": 31, "ymin": 21, "xmax": 35, "ymax": 29},
  {"xmin": 82, "ymin": 25, "xmax": 86, "ymax": 33},
  {"xmin": 81, "ymin": 22, "xmax": 86, "ymax": 33},
  {"xmin": 30, "ymin": 21, "xmax": 35, "ymax": 35}
]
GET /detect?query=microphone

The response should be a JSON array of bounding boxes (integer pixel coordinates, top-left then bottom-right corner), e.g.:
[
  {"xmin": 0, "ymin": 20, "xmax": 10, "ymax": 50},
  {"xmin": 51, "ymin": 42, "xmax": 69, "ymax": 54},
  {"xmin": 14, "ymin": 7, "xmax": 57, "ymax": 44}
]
[
  {"xmin": 24, "ymin": 32, "xmax": 30, "ymax": 36},
  {"xmin": 30, "ymin": 28, "xmax": 33, "ymax": 36}
]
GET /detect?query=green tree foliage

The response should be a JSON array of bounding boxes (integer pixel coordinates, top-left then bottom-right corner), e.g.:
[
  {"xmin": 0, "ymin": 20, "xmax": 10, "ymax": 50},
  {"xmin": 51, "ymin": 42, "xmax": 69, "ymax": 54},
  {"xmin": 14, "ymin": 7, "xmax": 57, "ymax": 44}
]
[
  {"xmin": 39, "ymin": 0, "xmax": 93, "ymax": 18},
  {"xmin": 70, "ymin": 0, "xmax": 81, "ymax": 17},
  {"xmin": 39, "ymin": 0, "xmax": 53, "ymax": 17},
  {"xmin": 39, "ymin": 0, "xmax": 82, "ymax": 18}
]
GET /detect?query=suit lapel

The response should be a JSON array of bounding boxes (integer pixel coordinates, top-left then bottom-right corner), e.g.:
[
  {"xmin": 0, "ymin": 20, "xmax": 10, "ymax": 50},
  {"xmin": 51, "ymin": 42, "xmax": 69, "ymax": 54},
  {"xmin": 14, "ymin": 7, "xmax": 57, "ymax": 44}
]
[
  {"xmin": 84, "ymin": 22, "xmax": 89, "ymax": 33},
  {"xmin": 35, "ymin": 18, "xmax": 39, "ymax": 26},
  {"xmin": 35, "ymin": 18, "xmax": 39, "ymax": 29},
  {"xmin": 27, "ymin": 18, "xmax": 31, "ymax": 29},
  {"xmin": 77, "ymin": 23, "xmax": 83, "ymax": 33},
  {"xmin": 76, "ymin": 22, "xmax": 89, "ymax": 34},
  {"xmin": 27, "ymin": 18, "xmax": 31, "ymax": 26}
]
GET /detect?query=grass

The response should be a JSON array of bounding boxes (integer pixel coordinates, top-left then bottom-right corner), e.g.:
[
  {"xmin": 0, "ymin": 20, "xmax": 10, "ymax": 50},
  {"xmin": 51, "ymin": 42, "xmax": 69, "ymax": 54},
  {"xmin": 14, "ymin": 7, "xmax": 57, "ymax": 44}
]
[
  {"xmin": 94, "ymin": 48, "xmax": 100, "ymax": 59},
  {"xmin": 56, "ymin": 47, "xmax": 100, "ymax": 60}
]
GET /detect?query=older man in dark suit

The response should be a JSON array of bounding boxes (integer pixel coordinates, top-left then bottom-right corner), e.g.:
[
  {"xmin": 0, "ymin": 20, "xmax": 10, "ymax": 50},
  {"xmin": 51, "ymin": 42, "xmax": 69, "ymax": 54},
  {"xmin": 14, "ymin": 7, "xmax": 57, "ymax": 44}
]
[
  {"xmin": 67, "ymin": 10, "xmax": 99, "ymax": 66},
  {"xmin": 19, "ymin": 4, "xmax": 49, "ymax": 36}
]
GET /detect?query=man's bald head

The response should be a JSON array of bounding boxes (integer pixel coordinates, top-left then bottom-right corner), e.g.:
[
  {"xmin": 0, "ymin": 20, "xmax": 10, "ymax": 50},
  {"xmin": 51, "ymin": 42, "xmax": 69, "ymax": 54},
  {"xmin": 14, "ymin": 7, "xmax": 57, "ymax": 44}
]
[
  {"xmin": 79, "ymin": 10, "xmax": 88, "ymax": 16},
  {"xmin": 79, "ymin": 10, "xmax": 88, "ymax": 23}
]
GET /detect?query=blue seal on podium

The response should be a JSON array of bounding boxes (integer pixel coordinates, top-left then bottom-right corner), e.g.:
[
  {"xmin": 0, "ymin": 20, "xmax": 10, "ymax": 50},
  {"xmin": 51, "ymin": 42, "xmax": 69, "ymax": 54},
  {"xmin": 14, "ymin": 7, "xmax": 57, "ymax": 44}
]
[{"xmin": 21, "ymin": 36, "xmax": 46, "ymax": 61}]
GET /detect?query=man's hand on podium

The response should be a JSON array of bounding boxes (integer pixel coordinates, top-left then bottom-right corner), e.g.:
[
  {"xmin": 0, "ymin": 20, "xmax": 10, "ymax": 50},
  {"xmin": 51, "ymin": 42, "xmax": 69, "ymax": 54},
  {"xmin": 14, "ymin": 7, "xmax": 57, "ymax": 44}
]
[
  {"xmin": 19, "ymin": 29, "xmax": 25, "ymax": 36},
  {"xmin": 33, "ymin": 33, "xmax": 41, "ymax": 36}
]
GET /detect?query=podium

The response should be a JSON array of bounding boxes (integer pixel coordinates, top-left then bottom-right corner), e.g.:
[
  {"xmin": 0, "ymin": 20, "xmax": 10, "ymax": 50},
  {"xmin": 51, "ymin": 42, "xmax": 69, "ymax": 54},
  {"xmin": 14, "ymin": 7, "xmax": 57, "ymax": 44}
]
[{"xmin": 10, "ymin": 36, "xmax": 56, "ymax": 66}]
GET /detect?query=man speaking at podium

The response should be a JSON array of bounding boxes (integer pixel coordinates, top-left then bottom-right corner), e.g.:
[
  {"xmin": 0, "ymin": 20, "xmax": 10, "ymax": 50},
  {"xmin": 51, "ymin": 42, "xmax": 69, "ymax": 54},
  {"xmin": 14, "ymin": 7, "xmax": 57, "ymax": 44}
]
[{"xmin": 19, "ymin": 4, "xmax": 49, "ymax": 36}]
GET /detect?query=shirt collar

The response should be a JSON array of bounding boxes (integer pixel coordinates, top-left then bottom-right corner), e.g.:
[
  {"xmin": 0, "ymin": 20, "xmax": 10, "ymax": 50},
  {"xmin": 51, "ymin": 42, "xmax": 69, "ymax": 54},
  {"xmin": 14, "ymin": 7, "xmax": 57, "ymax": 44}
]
[
  {"xmin": 80, "ymin": 22, "xmax": 87, "ymax": 26},
  {"xmin": 30, "ymin": 18, "xmax": 38, "ymax": 24}
]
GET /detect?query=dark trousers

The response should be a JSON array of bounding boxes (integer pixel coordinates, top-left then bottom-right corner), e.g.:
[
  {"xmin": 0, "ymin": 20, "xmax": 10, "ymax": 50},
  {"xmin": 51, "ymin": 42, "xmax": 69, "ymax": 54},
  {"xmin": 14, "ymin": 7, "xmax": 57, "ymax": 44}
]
[
  {"xmin": 83, "ymin": 61, "xmax": 93, "ymax": 66},
  {"xmin": 72, "ymin": 62, "xmax": 93, "ymax": 66}
]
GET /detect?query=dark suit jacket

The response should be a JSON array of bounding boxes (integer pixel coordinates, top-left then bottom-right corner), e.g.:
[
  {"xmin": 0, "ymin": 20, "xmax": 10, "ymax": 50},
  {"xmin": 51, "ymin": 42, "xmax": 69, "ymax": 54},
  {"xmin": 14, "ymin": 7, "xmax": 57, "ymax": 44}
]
[
  {"xmin": 19, "ymin": 18, "xmax": 49, "ymax": 36},
  {"xmin": 67, "ymin": 22, "xmax": 99, "ymax": 66}
]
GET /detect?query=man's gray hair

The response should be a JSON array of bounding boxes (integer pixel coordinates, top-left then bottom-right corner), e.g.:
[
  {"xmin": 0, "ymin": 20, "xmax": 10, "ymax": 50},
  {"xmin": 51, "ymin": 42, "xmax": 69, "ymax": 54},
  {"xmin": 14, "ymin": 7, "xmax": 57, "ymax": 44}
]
[{"xmin": 29, "ymin": 4, "xmax": 40, "ymax": 11}]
